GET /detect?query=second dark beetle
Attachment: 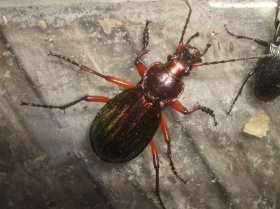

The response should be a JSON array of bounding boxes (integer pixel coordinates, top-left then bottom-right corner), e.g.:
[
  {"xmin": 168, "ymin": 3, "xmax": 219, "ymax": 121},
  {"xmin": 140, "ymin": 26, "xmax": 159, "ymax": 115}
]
[{"xmin": 225, "ymin": 0, "xmax": 280, "ymax": 114}]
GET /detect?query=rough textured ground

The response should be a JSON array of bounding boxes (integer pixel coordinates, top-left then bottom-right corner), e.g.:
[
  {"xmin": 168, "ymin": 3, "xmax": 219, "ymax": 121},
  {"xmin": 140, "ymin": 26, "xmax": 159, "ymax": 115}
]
[{"xmin": 0, "ymin": 0, "xmax": 279, "ymax": 209}]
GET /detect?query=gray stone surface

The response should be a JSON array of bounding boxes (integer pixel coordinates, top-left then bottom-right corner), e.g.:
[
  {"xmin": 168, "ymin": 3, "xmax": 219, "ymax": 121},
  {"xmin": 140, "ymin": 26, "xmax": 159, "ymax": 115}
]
[{"xmin": 0, "ymin": 0, "xmax": 279, "ymax": 209}]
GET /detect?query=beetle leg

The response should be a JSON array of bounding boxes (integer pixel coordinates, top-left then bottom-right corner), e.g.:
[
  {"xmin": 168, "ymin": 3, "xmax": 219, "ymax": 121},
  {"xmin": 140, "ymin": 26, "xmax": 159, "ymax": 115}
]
[
  {"xmin": 149, "ymin": 140, "xmax": 166, "ymax": 209},
  {"xmin": 224, "ymin": 25, "xmax": 269, "ymax": 48},
  {"xmin": 171, "ymin": 100, "xmax": 218, "ymax": 126},
  {"xmin": 135, "ymin": 59, "xmax": 148, "ymax": 77},
  {"xmin": 227, "ymin": 68, "xmax": 258, "ymax": 114},
  {"xmin": 48, "ymin": 51, "xmax": 135, "ymax": 89},
  {"xmin": 160, "ymin": 115, "xmax": 188, "ymax": 183},
  {"xmin": 21, "ymin": 95, "xmax": 110, "ymax": 111}
]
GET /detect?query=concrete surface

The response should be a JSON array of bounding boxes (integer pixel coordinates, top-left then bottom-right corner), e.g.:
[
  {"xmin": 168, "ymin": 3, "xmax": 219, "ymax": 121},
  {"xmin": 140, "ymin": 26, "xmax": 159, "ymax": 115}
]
[{"xmin": 0, "ymin": 0, "xmax": 279, "ymax": 209}]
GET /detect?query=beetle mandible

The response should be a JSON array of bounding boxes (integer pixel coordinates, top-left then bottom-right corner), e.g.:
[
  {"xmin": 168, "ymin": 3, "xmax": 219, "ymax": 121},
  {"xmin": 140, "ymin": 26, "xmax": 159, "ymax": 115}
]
[
  {"xmin": 21, "ymin": 0, "xmax": 271, "ymax": 208},
  {"xmin": 223, "ymin": 0, "xmax": 280, "ymax": 114}
]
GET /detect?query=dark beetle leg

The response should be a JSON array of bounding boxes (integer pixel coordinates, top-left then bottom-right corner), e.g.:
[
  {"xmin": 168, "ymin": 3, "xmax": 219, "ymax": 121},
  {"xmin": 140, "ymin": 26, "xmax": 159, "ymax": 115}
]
[
  {"xmin": 21, "ymin": 96, "xmax": 110, "ymax": 110},
  {"xmin": 150, "ymin": 140, "xmax": 166, "ymax": 209},
  {"xmin": 227, "ymin": 68, "xmax": 258, "ymax": 114},
  {"xmin": 171, "ymin": 100, "xmax": 218, "ymax": 126},
  {"xmin": 48, "ymin": 51, "xmax": 135, "ymax": 89},
  {"xmin": 160, "ymin": 116, "xmax": 187, "ymax": 184},
  {"xmin": 224, "ymin": 25, "xmax": 269, "ymax": 48}
]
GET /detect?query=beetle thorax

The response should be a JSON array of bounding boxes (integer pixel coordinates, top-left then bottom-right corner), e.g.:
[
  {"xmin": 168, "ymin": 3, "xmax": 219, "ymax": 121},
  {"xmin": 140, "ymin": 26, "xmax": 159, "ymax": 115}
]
[
  {"xmin": 138, "ymin": 62, "xmax": 184, "ymax": 109},
  {"xmin": 165, "ymin": 59, "xmax": 191, "ymax": 78}
]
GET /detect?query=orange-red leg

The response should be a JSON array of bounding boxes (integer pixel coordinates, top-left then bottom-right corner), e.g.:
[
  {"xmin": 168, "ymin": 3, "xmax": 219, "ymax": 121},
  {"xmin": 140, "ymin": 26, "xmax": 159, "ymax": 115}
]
[
  {"xmin": 170, "ymin": 100, "xmax": 200, "ymax": 115},
  {"xmin": 135, "ymin": 58, "xmax": 148, "ymax": 77},
  {"xmin": 160, "ymin": 116, "xmax": 187, "ymax": 183},
  {"xmin": 81, "ymin": 65, "xmax": 135, "ymax": 89},
  {"xmin": 135, "ymin": 50, "xmax": 149, "ymax": 77},
  {"xmin": 171, "ymin": 100, "xmax": 218, "ymax": 126},
  {"xmin": 49, "ymin": 51, "xmax": 135, "ymax": 89},
  {"xmin": 21, "ymin": 95, "xmax": 110, "ymax": 110},
  {"xmin": 149, "ymin": 139, "xmax": 165, "ymax": 209}
]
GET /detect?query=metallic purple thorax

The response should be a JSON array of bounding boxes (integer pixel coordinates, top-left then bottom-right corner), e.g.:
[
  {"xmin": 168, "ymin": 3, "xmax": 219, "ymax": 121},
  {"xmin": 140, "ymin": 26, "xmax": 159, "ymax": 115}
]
[{"xmin": 138, "ymin": 62, "xmax": 184, "ymax": 109}]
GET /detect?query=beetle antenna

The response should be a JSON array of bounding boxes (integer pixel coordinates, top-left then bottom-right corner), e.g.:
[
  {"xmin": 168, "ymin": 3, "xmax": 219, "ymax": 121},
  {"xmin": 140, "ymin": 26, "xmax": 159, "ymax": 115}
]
[
  {"xmin": 186, "ymin": 32, "xmax": 199, "ymax": 43},
  {"xmin": 202, "ymin": 53, "xmax": 274, "ymax": 65},
  {"xmin": 179, "ymin": 0, "xmax": 192, "ymax": 44}
]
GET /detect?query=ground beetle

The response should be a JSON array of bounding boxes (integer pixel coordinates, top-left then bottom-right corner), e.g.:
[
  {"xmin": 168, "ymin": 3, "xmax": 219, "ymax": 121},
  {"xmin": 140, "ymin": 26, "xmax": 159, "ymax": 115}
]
[
  {"xmin": 224, "ymin": 0, "xmax": 280, "ymax": 114},
  {"xmin": 21, "ymin": 1, "xmax": 272, "ymax": 208}
]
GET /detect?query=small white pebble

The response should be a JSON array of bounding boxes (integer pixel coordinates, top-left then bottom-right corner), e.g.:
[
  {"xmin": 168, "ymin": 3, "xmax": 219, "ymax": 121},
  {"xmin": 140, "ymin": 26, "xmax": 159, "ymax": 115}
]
[
  {"xmin": 0, "ymin": 16, "xmax": 7, "ymax": 26},
  {"xmin": 38, "ymin": 20, "xmax": 47, "ymax": 31},
  {"xmin": 243, "ymin": 113, "xmax": 269, "ymax": 138}
]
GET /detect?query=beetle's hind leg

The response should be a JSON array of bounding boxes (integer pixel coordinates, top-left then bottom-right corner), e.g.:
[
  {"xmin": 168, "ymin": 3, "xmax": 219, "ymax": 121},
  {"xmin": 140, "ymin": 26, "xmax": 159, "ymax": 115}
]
[
  {"xmin": 160, "ymin": 115, "xmax": 188, "ymax": 184},
  {"xmin": 21, "ymin": 95, "xmax": 110, "ymax": 111},
  {"xmin": 150, "ymin": 140, "xmax": 166, "ymax": 209}
]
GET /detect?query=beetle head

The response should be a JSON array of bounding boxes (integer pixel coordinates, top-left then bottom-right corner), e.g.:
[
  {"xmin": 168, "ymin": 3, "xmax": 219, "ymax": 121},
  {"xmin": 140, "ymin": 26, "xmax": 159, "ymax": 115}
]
[{"xmin": 165, "ymin": 42, "xmax": 202, "ymax": 78}]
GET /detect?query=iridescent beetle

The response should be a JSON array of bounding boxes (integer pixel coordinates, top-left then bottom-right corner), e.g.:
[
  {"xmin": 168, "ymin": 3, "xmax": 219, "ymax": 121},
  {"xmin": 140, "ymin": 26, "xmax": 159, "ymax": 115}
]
[{"xmin": 21, "ymin": 1, "xmax": 272, "ymax": 208}]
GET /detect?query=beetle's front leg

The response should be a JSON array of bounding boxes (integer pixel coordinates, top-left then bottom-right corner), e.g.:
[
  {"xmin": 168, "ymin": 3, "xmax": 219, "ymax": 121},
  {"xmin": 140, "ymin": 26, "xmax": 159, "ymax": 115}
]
[{"xmin": 171, "ymin": 100, "xmax": 218, "ymax": 126}]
